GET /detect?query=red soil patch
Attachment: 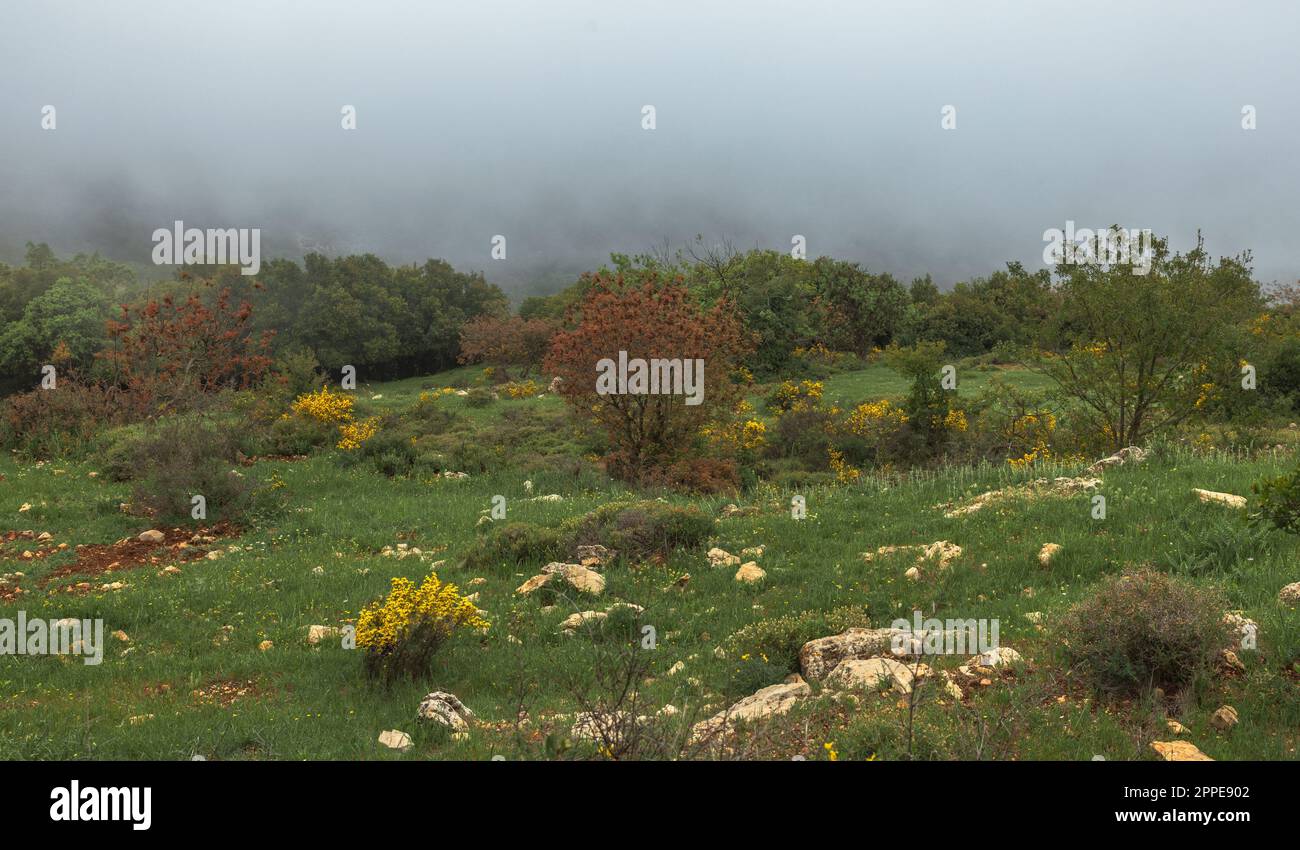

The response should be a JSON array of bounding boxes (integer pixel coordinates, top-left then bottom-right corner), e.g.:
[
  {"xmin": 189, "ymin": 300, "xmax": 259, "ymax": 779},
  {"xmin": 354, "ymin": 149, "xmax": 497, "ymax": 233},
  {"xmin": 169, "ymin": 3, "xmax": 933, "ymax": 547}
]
[{"xmin": 29, "ymin": 523, "xmax": 238, "ymax": 593}]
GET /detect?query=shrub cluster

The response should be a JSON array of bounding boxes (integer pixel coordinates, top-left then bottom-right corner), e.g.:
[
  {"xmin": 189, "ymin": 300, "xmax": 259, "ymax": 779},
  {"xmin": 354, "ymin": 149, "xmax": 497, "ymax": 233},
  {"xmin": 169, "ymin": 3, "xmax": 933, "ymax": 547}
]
[
  {"xmin": 1059, "ymin": 569, "xmax": 1229, "ymax": 696},
  {"xmin": 356, "ymin": 574, "xmax": 489, "ymax": 682}
]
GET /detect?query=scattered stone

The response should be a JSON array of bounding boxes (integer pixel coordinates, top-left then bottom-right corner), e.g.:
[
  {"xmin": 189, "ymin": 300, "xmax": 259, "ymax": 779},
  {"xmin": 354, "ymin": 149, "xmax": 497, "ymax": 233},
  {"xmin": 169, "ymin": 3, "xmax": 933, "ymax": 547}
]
[
  {"xmin": 1222, "ymin": 611, "xmax": 1257, "ymax": 644},
  {"xmin": 206, "ymin": 550, "xmax": 223, "ymax": 561},
  {"xmin": 1192, "ymin": 488, "xmax": 1246, "ymax": 509},
  {"xmin": 734, "ymin": 562, "xmax": 765, "ymax": 583},
  {"xmin": 307, "ymin": 625, "xmax": 340, "ymax": 645},
  {"xmin": 159, "ymin": 565, "xmax": 181, "ymax": 576},
  {"xmin": 258, "ymin": 640, "xmax": 273, "ymax": 651},
  {"xmin": 740, "ymin": 545, "xmax": 765, "ymax": 558},
  {"xmin": 558, "ymin": 603, "xmax": 644, "ymax": 632},
  {"xmin": 862, "ymin": 541, "xmax": 962, "ymax": 575},
  {"xmin": 903, "ymin": 566, "xmax": 920, "ymax": 581},
  {"xmin": 378, "ymin": 729, "xmax": 413, "ymax": 752},
  {"xmin": 576, "ymin": 544, "xmax": 612, "ymax": 568},
  {"xmin": 666, "ymin": 661, "xmax": 685, "ymax": 676},
  {"xmin": 138, "ymin": 529, "xmax": 165, "ymax": 543},
  {"xmin": 1038, "ymin": 543, "xmax": 1062, "ymax": 567},
  {"xmin": 1151, "ymin": 740, "xmax": 1212, "ymax": 761},
  {"xmin": 36, "ymin": 531, "xmax": 52, "ymax": 542},
  {"xmin": 942, "ymin": 477, "xmax": 1101, "ymax": 518},
  {"xmin": 1166, "ymin": 719, "xmax": 1190, "ymax": 735},
  {"xmin": 1220, "ymin": 649, "xmax": 1246, "ymax": 674},
  {"xmin": 416, "ymin": 691, "xmax": 475, "ymax": 732},
  {"xmin": 920, "ymin": 540, "xmax": 962, "ymax": 568},
  {"xmin": 1278, "ymin": 582, "xmax": 1300, "ymax": 606},
  {"xmin": 1086, "ymin": 445, "xmax": 1148, "ymax": 474},
  {"xmin": 571, "ymin": 711, "xmax": 631, "ymax": 743},
  {"xmin": 970, "ymin": 646, "xmax": 1023, "ymax": 669},
  {"xmin": 111, "ymin": 630, "xmax": 129, "ymax": 643},
  {"xmin": 707, "ymin": 547, "xmax": 741, "ymax": 568},
  {"xmin": 516, "ymin": 573, "xmax": 552, "ymax": 595},
  {"xmin": 1211, "ymin": 705, "xmax": 1239, "ymax": 731},
  {"xmin": 690, "ymin": 675, "xmax": 811, "ymax": 743},
  {"xmin": 559, "ymin": 610, "xmax": 606, "ymax": 631}
]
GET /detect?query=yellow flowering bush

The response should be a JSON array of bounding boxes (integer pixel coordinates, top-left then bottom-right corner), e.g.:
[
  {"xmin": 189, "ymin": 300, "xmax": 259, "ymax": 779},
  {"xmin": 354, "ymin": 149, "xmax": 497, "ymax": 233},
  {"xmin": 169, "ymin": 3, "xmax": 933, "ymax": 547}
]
[
  {"xmin": 844, "ymin": 399, "xmax": 908, "ymax": 436},
  {"xmin": 356, "ymin": 574, "xmax": 489, "ymax": 681},
  {"xmin": 828, "ymin": 447, "xmax": 861, "ymax": 483},
  {"xmin": 940, "ymin": 408, "xmax": 968, "ymax": 432},
  {"xmin": 791, "ymin": 343, "xmax": 852, "ymax": 369},
  {"xmin": 502, "ymin": 379, "xmax": 540, "ymax": 399},
  {"xmin": 417, "ymin": 387, "xmax": 457, "ymax": 404},
  {"xmin": 287, "ymin": 386, "xmax": 384, "ymax": 451},
  {"xmin": 770, "ymin": 380, "xmax": 824, "ymax": 413},
  {"xmin": 337, "ymin": 416, "xmax": 380, "ymax": 450},
  {"xmin": 1006, "ymin": 412, "xmax": 1056, "ymax": 469},
  {"xmin": 290, "ymin": 386, "xmax": 354, "ymax": 423},
  {"xmin": 700, "ymin": 418, "xmax": 768, "ymax": 454}
]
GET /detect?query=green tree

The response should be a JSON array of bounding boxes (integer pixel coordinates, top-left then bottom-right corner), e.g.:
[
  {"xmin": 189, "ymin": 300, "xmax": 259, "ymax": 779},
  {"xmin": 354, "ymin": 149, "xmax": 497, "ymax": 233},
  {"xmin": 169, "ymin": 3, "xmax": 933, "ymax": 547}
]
[
  {"xmin": 810, "ymin": 258, "xmax": 908, "ymax": 356},
  {"xmin": 1033, "ymin": 231, "xmax": 1261, "ymax": 449},
  {"xmin": 0, "ymin": 277, "xmax": 108, "ymax": 384}
]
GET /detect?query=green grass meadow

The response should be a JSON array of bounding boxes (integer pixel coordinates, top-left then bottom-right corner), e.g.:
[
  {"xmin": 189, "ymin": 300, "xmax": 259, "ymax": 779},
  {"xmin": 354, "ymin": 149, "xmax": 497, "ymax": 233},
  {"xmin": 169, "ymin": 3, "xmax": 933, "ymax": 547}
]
[{"xmin": 2, "ymin": 365, "xmax": 1298, "ymax": 760}]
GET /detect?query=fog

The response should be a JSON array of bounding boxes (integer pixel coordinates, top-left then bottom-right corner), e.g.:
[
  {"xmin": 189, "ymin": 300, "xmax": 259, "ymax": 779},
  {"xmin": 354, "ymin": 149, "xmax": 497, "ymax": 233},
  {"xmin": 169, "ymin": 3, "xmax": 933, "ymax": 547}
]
[{"xmin": 2, "ymin": 0, "xmax": 1297, "ymax": 293}]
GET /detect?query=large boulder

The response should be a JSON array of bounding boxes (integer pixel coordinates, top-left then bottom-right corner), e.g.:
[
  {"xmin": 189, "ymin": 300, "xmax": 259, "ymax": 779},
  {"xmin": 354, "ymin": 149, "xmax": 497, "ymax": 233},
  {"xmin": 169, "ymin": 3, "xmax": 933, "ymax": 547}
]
[
  {"xmin": 799, "ymin": 627, "xmax": 907, "ymax": 681},
  {"xmin": 517, "ymin": 563, "xmax": 606, "ymax": 596},
  {"xmin": 690, "ymin": 675, "xmax": 811, "ymax": 744},
  {"xmin": 824, "ymin": 657, "xmax": 924, "ymax": 694},
  {"xmin": 416, "ymin": 691, "xmax": 475, "ymax": 732}
]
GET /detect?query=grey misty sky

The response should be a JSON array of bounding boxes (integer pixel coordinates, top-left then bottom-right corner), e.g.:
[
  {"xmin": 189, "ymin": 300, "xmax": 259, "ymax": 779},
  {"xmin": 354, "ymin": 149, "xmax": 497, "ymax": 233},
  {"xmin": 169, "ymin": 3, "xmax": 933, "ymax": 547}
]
[{"xmin": 1, "ymin": 0, "xmax": 1297, "ymax": 291}]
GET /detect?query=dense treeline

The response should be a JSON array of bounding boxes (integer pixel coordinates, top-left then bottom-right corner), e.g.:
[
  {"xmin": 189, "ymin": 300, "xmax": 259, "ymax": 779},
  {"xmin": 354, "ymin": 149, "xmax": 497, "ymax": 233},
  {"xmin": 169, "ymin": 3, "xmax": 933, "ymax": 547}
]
[
  {"xmin": 0, "ymin": 245, "xmax": 507, "ymax": 395},
  {"xmin": 3, "ymin": 236, "xmax": 1296, "ymax": 392}
]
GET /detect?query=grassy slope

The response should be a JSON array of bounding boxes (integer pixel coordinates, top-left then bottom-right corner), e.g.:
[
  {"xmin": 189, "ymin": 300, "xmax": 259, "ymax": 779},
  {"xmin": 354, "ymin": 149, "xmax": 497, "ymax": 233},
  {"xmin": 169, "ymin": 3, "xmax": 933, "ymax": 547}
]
[{"xmin": 0, "ymin": 364, "xmax": 1296, "ymax": 760}]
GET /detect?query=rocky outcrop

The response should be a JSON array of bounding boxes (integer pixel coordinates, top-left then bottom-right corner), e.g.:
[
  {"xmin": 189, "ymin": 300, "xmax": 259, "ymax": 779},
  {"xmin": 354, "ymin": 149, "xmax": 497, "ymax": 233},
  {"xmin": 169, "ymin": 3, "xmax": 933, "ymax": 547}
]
[
  {"xmin": 799, "ymin": 628, "xmax": 906, "ymax": 680},
  {"xmin": 689, "ymin": 675, "xmax": 811, "ymax": 743},
  {"xmin": 416, "ymin": 692, "xmax": 475, "ymax": 732}
]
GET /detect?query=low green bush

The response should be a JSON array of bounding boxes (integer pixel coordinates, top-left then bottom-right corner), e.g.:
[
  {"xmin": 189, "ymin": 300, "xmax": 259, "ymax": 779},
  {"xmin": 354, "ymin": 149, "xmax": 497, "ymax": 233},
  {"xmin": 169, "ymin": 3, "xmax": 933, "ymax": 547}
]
[{"xmin": 1059, "ymin": 568, "xmax": 1229, "ymax": 696}]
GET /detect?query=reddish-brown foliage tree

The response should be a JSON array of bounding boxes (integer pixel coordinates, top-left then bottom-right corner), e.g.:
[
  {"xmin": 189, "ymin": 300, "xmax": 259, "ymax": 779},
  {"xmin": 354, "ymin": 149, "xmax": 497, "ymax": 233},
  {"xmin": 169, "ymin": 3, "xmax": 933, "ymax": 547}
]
[
  {"xmin": 458, "ymin": 315, "xmax": 557, "ymax": 378},
  {"xmin": 97, "ymin": 280, "xmax": 274, "ymax": 412},
  {"xmin": 544, "ymin": 272, "xmax": 753, "ymax": 479}
]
